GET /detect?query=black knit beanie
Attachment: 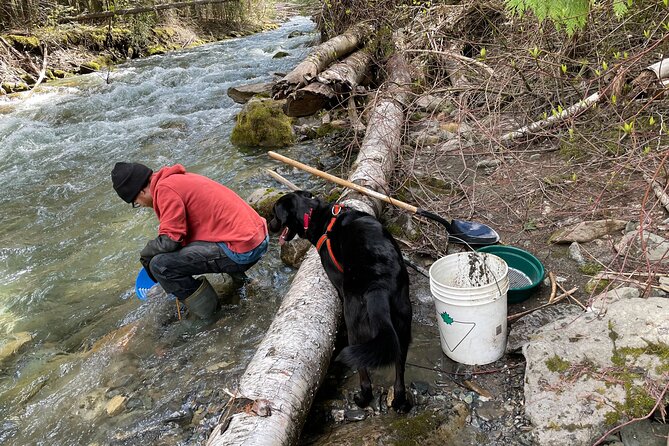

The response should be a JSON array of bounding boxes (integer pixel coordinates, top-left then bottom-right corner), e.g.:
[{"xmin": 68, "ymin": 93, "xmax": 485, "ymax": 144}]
[{"xmin": 111, "ymin": 162, "xmax": 153, "ymax": 203}]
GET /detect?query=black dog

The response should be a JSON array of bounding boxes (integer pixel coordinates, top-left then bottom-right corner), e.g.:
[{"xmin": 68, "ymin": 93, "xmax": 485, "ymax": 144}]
[{"xmin": 269, "ymin": 191, "xmax": 412, "ymax": 412}]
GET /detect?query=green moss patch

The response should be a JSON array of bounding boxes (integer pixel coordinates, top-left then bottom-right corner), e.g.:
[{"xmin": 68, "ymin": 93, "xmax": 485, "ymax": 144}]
[
  {"xmin": 230, "ymin": 99, "xmax": 295, "ymax": 148},
  {"xmin": 545, "ymin": 354, "xmax": 571, "ymax": 373}
]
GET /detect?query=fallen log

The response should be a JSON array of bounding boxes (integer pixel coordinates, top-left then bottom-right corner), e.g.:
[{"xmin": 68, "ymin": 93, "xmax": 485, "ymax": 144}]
[
  {"xmin": 283, "ymin": 49, "xmax": 373, "ymax": 117},
  {"xmin": 206, "ymin": 42, "xmax": 411, "ymax": 446},
  {"xmin": 272, "ymin": 22, "xmax": 373, "ymax": 99}
]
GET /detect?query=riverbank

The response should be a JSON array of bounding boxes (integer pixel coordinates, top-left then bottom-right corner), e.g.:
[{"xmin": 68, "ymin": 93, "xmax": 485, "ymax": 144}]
[{"xmin": 0, "ymin": 1, "xmax": 309, "ymax": 95}]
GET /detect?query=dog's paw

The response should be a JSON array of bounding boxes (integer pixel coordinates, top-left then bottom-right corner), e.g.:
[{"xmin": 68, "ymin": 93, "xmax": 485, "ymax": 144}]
[
  {"xmin": 353, "ymin": 388, "xmax": 373, "ymax": 408},
  {"xmin": 391, "ymin": 392, "xmax": 413, "ymax": 414}
]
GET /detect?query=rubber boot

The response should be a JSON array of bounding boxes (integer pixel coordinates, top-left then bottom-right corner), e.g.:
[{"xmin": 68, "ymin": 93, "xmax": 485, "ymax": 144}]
[{"xmin": 184, "ymin": 277, "xmax": 218, "ymax": 319}]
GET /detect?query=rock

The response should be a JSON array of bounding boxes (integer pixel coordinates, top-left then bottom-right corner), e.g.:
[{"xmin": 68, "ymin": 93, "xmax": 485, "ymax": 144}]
[
  {"xmin": 589, "ymin": 286, "xmax": 640, "ymax": 313},
  {"xmin": 280, "ymin": 238, "xmax": 311, "ymax": 268},
  {"xmin": 344, "ymin": 408, "xmax": 366, "ymax": 422},
  {"xmin": 230, "ymin": 98, "xmax": 295, "ymax": 148},
  {"xmin": 408, "ymin": 120, "xmax": 455, "ymax": 146},
  {"xmin": 331, "ymin": 409, "xmax": 345, "ymax": 422},
  {"xmin": 507, "ymin": 305, "xmax": 583, "ymax": 352},
  {"xmin": 549, "ymin": 219, "xmax": 627, "ymax": 243},
  {"xmin": 415, "ymin": 94, "xmax": 453, "ymax": 113},
  {"xmin": 568, "ymin": 241, "xmax": 586, "ymax": 266},
  {"xmin": 227, "ymin": 82, "xmax": 274, "ymax": 104},
  {"xmin": 246, "ymin": 187, "xmax": 284, "ymax": 220},
  {"xmin": 615, "ymin": 231, "xmax": 669, "ymax": 264},
  {"xmin": 523, "ymin": 297, "xmax": 669, "ymax": 446},
  {"xmin": 0, "ymin": 332, "xmax": 32, "ymax": 364},
  {"xmin": 272, "ymin": 51, "xmax": 290, "ymax": 59},
  {"xmin": 619, "ymin": 418, "xmax": 669, "ymax": 446},
  {"xmin": 476, "ymin": 159, "xmax": 501, "ymax": 169},
  {"xmin": 287, "ymin": 30, "xmax": 305, "ymax": 38},
  {"xmin": 106, "ymin": 395, "xmax": 127, "ymax": 416}
]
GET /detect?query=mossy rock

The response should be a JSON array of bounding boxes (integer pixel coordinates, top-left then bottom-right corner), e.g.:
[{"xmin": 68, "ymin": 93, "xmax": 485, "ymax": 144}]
[
  {"xmin": 79, "ymin": 61, "xmax": 101, "ymax": 74},
  {"xmin": 272, "ymin": 51, "xmax": 290, "ymax": 59},
  {"xmin": 231, "ymin": 99, "xmax": 295, "ymax": 148},
  {"xmin": 52, "ymin": 69, "xmax": 69, "ymax": 79}
]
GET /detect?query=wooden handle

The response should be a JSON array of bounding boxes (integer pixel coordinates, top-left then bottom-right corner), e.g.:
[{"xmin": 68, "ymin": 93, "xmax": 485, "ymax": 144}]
[{"xmin": 267, "ymin": 151, "xmax": 419, "ymax": 214}]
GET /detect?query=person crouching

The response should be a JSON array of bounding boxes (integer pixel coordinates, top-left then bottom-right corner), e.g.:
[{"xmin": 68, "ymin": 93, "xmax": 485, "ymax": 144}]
[{"xmin": 111, "ymin": 162, "xmax": 268, "ymax": 319}]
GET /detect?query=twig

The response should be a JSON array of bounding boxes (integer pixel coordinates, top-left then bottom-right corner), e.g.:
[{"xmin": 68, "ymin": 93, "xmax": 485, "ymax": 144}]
[
  {"xmin": 591, "ymin": 378, "xmax": 669, "ymax": 446},
  {"xmin": 548, "ymin": 272, "xmax": 557, "ymax": 304},
  {"xmin": 556, "ymin": 280, "xmax": 587, "ymax": 310},
  {"xmin": 265, "ymin": 169, "xmax": 299, "ymax": 191},
  {"xmin": 507, "ymin": 287, "xmax": 578, "ymax": 323}
]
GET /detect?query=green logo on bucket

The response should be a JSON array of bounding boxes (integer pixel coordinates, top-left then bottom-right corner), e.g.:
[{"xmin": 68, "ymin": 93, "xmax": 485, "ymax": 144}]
[{"xmin": 440, "ymin": 312, "xmax": 454, "ymax": 325}]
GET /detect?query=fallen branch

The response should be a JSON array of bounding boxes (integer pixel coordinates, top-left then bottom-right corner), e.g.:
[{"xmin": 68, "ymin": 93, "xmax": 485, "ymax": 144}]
[
  {"xmin": 507, "ymin": 287, "xmax": 578, "ymax": 323},
  {"xmin": 26, "ymin": 45, "xmax": 48, "ymax": 98},
  {"xmin": 265, "ymin": 169, "xmax": 299, "ymax": 191},
  {"xmin": 500, "ymin": 91, "xmax": 601, "ymax": 142}
]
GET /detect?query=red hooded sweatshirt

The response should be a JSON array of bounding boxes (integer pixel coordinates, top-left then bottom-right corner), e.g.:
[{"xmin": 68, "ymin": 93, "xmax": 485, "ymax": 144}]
[{"xmin": 150, "ymin": 165, "xmax": 267, "ymax": 253}]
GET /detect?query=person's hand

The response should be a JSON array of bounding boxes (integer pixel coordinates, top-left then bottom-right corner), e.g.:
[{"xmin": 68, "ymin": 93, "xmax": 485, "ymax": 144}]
[
  {"xmin": 140, "ymin": 256, "xmax": 158, "ymax": 282},
  {"xmin": 140, "ymin": 234, "xmax": 181, "ymax": 258}
]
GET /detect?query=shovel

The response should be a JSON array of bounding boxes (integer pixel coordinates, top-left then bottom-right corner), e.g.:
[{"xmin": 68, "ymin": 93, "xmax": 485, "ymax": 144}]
[{"xmin": 268, "ymin": 151, "xmax": 500, "ymax": 246}]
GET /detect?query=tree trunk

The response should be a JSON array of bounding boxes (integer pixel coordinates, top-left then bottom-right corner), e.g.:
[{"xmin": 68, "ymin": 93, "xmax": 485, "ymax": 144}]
[
  {"xmin": 271, "ymin": 22, "xmax": 373, "ymax": 99},
  {"xmin": 283, "ymin": 81, "xmax": 336, "ymax": 117},
  {"xmin": 283, "ymin": 49, "xmax": 374, "ymax": 117},
  {"xmin": 206, "ymin": 45, "xmax": 412, "ymax": 446}
]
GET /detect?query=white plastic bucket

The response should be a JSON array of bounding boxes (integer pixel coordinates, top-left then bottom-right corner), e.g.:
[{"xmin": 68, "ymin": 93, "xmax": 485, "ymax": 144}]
[{"xmin": 429, "ymin": 252, "xmax": 509, "ymax": 365}]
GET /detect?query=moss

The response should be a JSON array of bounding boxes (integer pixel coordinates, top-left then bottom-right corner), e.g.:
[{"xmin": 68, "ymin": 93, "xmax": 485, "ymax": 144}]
[
  {"xmin": 545, "ymin": 354, "xmax": 571, "ymax": 373},
  {"xmin": 559, "ymin": 139, "xmax": 589, "ymax": 160},
  {"xmin": 230, "ymin": 100, "xmax": 295, "ymax": 148},
  {"xmin": 147, "ymin": 45, "xmax": 167, "ymax": 56},
  {"xmin": 584, "ymin": 278, "xmax": 609, "ymax": 294},
  {"xmin": 389, "ymin": 410, "xmax": 445, "ymax": 445},
  {"xmin": 579, "ymin": 262, "xmax": 602, "ymax": 275},
  {"xmin": 315, "ymin": 123, "xmax": 335, "ymax": 138},
  {"xmin": 604, "ymin": 411, "xmax": 620, "ymax": 425},
  {"xmin": 5, "ymin": 34, "xmax": 40, "ymax": 52}
]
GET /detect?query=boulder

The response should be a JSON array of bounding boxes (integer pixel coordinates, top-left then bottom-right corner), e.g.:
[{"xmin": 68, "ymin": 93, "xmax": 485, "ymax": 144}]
[
  {"xmin": 280, "ymin": 239, "xmax": 312, "ymax": 268},
  {"xmin": 246, "ymin": 188, "xmax": 284, "ymax": 220},
  {"xmin": 230, "ymin": 98, "xmax": 294, "ymax": 148},
  {"xmin": 523, "ymin": 297, "xmax": 669, "ymax": 445},
  {"xmin": 615, "ymin": 230, "xmax": 669, "ymax": 265},
  {"xmin": 549, "ymin": 219, "xmax": 627, "ymax": 243}
]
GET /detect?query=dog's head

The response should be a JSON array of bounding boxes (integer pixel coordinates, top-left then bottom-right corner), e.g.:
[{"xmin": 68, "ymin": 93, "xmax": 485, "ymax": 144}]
[{"xmin": 269, "ymin": 191, "xmax": 319, "ymax": 245}]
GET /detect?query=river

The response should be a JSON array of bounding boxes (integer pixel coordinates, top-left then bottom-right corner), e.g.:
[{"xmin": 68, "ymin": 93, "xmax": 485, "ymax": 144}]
[{"xmin": 0, "ymin": 16, "xmax": 325, "ymax": 445}]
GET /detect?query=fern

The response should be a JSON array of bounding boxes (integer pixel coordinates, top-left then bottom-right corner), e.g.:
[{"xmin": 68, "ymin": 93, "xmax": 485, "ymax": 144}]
[{"xmin": 505, "ymin": 0, "xmax": 632, "ymax": 35}]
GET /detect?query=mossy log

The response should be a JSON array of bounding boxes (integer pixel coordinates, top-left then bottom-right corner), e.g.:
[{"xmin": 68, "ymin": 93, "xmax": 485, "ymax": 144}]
[
  {"xmin": 283, "ymin": 49, "xmax": 374, "ymax": 117},
  {"xmin": 272, "ymin": 22, "xmax": 373, "ymax": 100},
  {"xmin": 206, "ymin": 42, "xmax": 412, "ymax": 446}
]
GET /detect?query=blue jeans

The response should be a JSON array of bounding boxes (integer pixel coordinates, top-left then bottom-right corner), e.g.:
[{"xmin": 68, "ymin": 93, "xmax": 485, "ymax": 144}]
[{"xmin": 148, "ymin": 241, "xmax": 262, "ymax": 300}]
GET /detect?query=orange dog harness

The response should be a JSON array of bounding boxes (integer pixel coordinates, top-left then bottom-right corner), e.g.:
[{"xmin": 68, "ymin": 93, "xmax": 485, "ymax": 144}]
[{"xmin": 316, "ymin": 204, "xmax": 345, "ymax": 273}]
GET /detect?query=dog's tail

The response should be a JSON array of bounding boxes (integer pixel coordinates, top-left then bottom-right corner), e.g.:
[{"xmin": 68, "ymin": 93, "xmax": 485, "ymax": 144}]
[{"xmin": 335, "ymin": 289, "xmax": 401, "ymax": 370}]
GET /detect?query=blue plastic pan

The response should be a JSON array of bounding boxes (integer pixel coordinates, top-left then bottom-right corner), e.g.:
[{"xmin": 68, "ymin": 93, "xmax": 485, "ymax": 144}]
[{"xmin": 135, "ymin": 267, "xmax": 157, "ymax": 300}]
